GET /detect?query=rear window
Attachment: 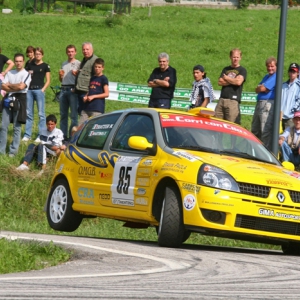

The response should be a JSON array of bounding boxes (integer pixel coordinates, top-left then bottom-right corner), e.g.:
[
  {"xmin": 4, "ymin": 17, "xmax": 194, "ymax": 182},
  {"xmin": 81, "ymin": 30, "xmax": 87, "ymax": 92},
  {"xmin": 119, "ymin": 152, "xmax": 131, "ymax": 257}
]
[{"xmin": 77, "ymin": 113, "xmax": 121, "ymax": 149}]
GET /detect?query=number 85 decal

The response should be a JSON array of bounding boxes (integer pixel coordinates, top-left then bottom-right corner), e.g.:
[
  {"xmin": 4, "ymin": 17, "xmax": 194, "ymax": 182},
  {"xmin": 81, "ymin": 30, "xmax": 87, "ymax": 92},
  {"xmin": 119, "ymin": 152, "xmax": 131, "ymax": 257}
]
[{"xmin": 117, "ymin": 166, "xmax": 132, "ymax": 194}]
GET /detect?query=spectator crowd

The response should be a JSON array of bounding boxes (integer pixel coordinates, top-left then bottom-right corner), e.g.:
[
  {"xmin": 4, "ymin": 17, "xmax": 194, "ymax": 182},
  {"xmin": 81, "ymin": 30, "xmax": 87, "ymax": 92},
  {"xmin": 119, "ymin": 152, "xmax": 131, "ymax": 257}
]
[{"xmin": 0, "ymin": 44, "xmax": 300, "ymax": 172}]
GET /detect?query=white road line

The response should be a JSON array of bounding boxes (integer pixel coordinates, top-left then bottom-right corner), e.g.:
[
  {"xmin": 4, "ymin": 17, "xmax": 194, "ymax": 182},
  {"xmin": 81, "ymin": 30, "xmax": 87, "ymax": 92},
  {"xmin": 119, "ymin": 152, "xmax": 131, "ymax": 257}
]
[{"xmin": 0, "ymin": 233, "xmax": 191, "ymax": 280}]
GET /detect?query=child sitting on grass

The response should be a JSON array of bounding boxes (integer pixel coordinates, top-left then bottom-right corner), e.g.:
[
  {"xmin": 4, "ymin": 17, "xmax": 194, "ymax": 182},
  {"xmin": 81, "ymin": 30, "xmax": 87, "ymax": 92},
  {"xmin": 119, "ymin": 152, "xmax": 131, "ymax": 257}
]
[{"xmin": 16, "ymin": 114, "xmax": 65, "ymax": 175}]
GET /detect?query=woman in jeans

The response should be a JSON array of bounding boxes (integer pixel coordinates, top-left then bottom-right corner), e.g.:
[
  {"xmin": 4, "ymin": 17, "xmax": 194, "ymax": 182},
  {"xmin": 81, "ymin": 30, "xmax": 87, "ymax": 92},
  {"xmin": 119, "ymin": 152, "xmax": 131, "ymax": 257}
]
[{"xmin": 22, "ymin": 47, "xmax": 51, "ymax": 143}]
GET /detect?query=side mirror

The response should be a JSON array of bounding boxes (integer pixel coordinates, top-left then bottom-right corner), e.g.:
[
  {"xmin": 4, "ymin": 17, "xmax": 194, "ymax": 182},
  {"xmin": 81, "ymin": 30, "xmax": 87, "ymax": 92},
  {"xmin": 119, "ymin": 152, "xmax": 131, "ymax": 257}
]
[
  {"xmin": 128, "ymin": 136, "xmax": 153, "ymax": 151},
  {"xmin": 282, "ymin": 161, "xmax": 295, "ymax": 171}
]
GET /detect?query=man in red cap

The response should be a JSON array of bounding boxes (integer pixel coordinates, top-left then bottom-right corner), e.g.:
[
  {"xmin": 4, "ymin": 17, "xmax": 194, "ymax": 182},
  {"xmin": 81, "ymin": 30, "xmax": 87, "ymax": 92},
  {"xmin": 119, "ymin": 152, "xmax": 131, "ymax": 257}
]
[
  {"xmin": 281, "ymin": 63, "xmax": 300, "ymax": 131},
  {"xmin": 279, "ymin": 111, "xmax": 300, "ymax": 166}
]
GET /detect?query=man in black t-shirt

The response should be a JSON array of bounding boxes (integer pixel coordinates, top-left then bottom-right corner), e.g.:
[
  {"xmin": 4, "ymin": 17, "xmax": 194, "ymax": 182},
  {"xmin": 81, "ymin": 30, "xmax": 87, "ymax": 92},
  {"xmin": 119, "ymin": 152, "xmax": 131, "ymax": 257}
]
[
  {"xmin": 0, "ymin": 47, "xmax": 14, "ymax": 76},
  {"xmin": 147, "ymin": 52, "xmax": 177, "ymax": 109},
  {"xmin": 215, "ymin": 48, "xmax": 247, "ymax": 125}
]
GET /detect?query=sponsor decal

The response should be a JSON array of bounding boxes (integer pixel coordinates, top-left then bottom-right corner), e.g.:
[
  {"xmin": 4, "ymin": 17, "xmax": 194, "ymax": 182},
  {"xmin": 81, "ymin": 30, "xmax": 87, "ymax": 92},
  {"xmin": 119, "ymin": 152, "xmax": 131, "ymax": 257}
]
[
  {"xmin": 221, "ymin": 157, "xmax": 239, "ymax": 162},
  {"xmin": 79, "ymin": 199, "xmax": 94, "ymax": 205},
  {"xmin": 204, "ymin": 200, "xmax": 233, "ymax": 207},
  {"xmin": 258, "ymin": 208, "xmax": 300, "ymax": 221},
  {"xmin": 88, "ymin": 131, "xmax": 107, "ymax": 137},
  {"xmin": 78, "ymin": 188, "xmax": 94, "ymax": 199},
  {"xmin": 266, "ymin": 179, "xmax": 291, "ymax": 187},
  {"xmin": 161, "ymin": 162, "xmax": 187, "ymax": 173},
  {"xmin": 137, "ymin": 168, "xmax": 151, "ymax": 176},
  {"xmin": 135, "ymin": 197, "xmax": 148, "ymax": 205},
  {"xmin": 282, "ymin": 170, "xmax": 300, "ymax": 180},
  {"xmin": 100, "ymin": 172, "xmax": 112, "ymax": 179},
  {"xmin": 137, "ymin": 177, "xmax": 150, "ymax": 186},
  {"xmin": 57, "ymin": 164, "xmax": 64, "ymax": 173},
  {"xmin": 92, "ymin": 124, "xmax": 114, "ymax": 130},
  {"xmin": 183, "ymin": 194, "xmax": 196, "ymax": 211},
  {"xmin": 142, "ymin": 159, "xmax": 153, "ymax": 166},
  {"xmin": 137, "ymin": 188, "xmax": 146, "ymax": 195},
  {"xmin": 99, "ymin": 193, "xmax": 110, "ymax": 200},
  {"xmin": 173, "ymin": 151, "xmax": 198, "ymax": 162},
  {"xmin": 161, "ymin": 114, "xmax": 170, "ymax": 119},
  {"xmin": 182, "ymin": 183, "xmax": 200, "ymax": 194},
  {"xmin": 160, "ymin": 114, "xmax": 257, "ymax": 142},
  {"xmin": 112, "ymin": 198, "xmax": 134, "ymax": 206},
  {"xmin": 214, "ymin": 190, "xmax": 221, "ymax": 195},
  {"xmin": 78, "ymin": 166, "xmax": 96, "ymax": 176}
]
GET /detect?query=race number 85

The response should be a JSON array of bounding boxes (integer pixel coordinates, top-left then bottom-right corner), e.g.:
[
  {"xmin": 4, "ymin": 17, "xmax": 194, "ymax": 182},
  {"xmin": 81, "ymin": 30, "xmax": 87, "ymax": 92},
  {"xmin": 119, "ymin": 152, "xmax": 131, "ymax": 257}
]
[{"xmin": 116, "ymin": 166, "xmax": 132, "ymax": 194}]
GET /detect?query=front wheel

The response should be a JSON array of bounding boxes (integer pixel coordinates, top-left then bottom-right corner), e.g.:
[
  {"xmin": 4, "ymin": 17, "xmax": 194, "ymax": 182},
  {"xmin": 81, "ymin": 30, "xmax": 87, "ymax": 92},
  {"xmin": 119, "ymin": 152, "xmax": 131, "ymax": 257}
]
[
  {"xmin": 157, "ymin": 186, "xmax": 185, "ymax": 248},
  {"xmin": 46, "ymin": 178, "xmax": 83, "ymax": 232}
]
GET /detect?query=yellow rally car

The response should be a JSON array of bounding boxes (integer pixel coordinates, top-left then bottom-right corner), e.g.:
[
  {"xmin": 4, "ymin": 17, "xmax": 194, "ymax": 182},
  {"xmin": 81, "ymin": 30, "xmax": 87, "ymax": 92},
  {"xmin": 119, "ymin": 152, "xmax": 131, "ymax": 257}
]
[{"xmin": 45, "ymin": 107, "xmax": 300, "ymax": 254}]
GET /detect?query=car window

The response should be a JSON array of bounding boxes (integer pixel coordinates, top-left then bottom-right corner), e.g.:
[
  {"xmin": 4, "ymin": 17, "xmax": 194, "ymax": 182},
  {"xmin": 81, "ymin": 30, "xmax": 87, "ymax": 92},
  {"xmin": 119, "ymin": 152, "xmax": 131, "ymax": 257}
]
[
  {"xmin": 77, "ymin": 113, "xmax": 121, "ymax": 149},
  {"xmin": 111, "ymin": 114, "xmax": 155, "ymax": 151},
  {"xmin": 163, "ymin": 126, "xmax": 278, "ymax": 164}
]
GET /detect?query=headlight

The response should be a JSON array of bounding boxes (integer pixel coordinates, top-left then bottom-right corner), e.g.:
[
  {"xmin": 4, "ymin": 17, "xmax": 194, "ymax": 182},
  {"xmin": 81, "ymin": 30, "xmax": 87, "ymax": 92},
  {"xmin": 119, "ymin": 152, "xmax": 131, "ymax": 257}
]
[{"xmin": 197, "ymin": 164, "xmax": 240, "ymax": 192}]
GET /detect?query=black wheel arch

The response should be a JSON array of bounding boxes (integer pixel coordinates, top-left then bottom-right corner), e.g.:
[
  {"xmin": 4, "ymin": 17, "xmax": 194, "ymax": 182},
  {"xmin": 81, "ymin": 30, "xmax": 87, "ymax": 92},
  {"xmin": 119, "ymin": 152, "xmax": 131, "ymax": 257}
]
[{"xmin": 152, "ymin": 177, "xmax": 181, "ymax": 222}]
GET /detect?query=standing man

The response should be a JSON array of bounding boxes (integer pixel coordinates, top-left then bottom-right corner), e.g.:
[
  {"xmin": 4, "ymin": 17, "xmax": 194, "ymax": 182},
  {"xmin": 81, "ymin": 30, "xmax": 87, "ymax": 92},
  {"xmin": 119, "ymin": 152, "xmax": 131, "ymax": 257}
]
[
  {"xmin": 251, "ymin": 57, "xmax": 277, "ymax": 151},
  {"xmin": 147, "ymin": 52, "xmax": 177, "ymax": 109},
  {"xmin": 215, "ymin": 48, "xmax": 247, "ymax": 124},
  {"xmin": 0, "ymin": 46, "xmax": 14, "ymax": 76},
  {"xmin": 281, "ymin": 63, "xmax": 300, "ymax": 131},
  {"xmin": 75, "ymin": 42, "xmax": 98, "ymax": 115},
  {"xmin": 0, "ymin": 53, "xmax": 31, "ymax": 156},
  {"xmin": 59, "ymin": 45, "xmax": 81, "ymax": 141}
]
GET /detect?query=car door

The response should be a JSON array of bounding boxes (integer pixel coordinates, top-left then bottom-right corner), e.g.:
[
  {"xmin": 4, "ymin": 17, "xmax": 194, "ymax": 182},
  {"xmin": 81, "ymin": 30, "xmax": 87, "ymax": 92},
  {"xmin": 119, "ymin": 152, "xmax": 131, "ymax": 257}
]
[
  {"xmin": 73, "ymin": 113, "xmax": 121, "ymax": 208},
  {"xmin": 101, "ymin": 113, "xmax": 157, "ymax": 212}
]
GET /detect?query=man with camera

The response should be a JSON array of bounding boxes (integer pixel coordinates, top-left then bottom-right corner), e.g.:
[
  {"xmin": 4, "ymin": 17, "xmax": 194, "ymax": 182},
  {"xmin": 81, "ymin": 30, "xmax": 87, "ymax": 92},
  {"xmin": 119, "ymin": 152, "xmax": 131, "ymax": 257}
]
[
  {"xmin": 279, "ymin": 111, "xmax": 300, "ymax": 167},
  {"xmin": 0, "ymin": 53, "xmax": 31, "ymax": 157}
]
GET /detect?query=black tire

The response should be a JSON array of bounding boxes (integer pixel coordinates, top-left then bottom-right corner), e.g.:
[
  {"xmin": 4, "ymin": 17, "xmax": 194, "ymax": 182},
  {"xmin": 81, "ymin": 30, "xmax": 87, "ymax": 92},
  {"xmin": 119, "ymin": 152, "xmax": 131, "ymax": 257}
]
[
  {"xmin": 46, "ymin": 178, "xmax": 83, "ymax": 232},
  {"xmin": 282, "ymin": 242, "xmax": 300, "ymax": 255},
  {"xmin": 157, "ymin": 186, "xmax": 185, "ymax": 248}
]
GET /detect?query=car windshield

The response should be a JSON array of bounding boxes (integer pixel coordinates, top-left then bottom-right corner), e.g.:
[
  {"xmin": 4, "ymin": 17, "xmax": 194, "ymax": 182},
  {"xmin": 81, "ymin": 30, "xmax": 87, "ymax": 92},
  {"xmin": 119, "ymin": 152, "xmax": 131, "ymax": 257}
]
[{"xmin": 160, "ymin": 113, "xmax": 279, "ymax": 165}]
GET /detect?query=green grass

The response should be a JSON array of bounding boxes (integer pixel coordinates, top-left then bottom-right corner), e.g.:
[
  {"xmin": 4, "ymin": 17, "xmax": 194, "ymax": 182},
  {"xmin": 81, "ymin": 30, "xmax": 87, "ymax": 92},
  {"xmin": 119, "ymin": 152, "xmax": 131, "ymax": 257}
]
[
  {"xmin": 0, "ymin": 4, "xmax": 293, "ymax": 273},
  {"xmin": 0, "ymin": 238, "xmax": 70, "ymax": 274}
]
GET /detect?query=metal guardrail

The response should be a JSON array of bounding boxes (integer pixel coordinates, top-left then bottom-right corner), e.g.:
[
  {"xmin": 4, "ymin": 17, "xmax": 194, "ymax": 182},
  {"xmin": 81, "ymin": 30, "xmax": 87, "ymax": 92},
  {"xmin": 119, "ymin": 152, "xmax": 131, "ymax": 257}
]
[{"xmin": 107, "ymin": 82, "xmax": 257, "ymax": 114}]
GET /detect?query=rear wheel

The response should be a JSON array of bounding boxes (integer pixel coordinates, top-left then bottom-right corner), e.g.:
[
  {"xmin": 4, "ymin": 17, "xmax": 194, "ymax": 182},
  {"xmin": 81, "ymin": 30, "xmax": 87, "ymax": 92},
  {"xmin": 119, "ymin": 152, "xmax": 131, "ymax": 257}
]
[
  {"xmin": 157, "ymin": 186, "xmax": 185, "ymax": 248},
  {"xmin": 46, "ymin": 178, "xmax": 83, "ymax": 232}
]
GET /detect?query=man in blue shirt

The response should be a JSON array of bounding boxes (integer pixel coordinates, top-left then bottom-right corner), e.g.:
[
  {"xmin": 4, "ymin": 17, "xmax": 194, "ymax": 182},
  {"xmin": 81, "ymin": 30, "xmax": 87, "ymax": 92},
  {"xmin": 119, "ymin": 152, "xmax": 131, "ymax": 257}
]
[
  {"xmin": 281, "ymin": 63, "xmax": 300, "ymax": 131},
  {"xmin": 251, "ymin": 57, "xmax": 277, "ymax": 151}
]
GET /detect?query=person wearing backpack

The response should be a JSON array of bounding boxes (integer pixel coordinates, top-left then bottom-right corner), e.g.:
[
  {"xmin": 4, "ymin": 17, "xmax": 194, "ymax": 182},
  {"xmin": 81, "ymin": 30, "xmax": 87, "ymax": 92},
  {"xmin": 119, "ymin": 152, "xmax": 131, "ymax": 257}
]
[{"xmin": 0, "ymin": 53, "xmax": 31, "ymax": 157}]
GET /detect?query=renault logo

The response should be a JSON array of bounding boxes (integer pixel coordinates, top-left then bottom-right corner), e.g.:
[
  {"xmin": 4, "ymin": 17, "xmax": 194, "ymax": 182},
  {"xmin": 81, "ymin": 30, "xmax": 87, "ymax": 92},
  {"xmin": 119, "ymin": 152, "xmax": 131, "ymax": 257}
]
[{"xmin": 277, "ymin": 192, "xmax": 285, "ymax": 203}]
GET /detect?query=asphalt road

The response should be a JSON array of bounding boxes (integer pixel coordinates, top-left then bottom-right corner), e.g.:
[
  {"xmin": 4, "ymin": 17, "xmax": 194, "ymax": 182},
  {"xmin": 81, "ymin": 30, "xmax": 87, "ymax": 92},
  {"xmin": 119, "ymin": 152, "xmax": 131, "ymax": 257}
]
[{"xmin": 1, "ymin": 231, "xmax": 300, "ymax": 299}]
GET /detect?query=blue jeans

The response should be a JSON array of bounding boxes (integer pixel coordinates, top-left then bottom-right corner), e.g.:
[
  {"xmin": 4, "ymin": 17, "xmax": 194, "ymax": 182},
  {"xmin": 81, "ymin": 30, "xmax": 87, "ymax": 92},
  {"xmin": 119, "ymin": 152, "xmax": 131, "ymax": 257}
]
[
  {"xmin": 280, "ymin": 141, "xmax": 300, "ymax": 166},
  {"xmin": 148, "ymin": 98, "xmax": 171, "ymax": 109},
  {"xmin": 77, "ymin": 92, "xmax": 86, "ymax": 115},
  {"xmin": 24, "ymin": 89, "xmax": 46, "ymax": 139},
  {"xmin": 59, "ymin": 89, "xmax": 78, "ymax": 139},
  {"xmin": 0, "ymin": 107, "xmax": 21, "ymax": 155}
]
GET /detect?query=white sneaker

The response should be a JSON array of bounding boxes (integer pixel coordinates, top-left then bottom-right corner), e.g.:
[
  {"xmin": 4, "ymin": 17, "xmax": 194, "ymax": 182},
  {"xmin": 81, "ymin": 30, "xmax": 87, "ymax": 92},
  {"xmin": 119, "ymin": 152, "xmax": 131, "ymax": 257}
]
[
  {"xmin": 8, "ymin": 153, "xmax": 15, "ymax": 158},
  {"xmin": 16, "ymin": 164, "xmax": 29, "ymax": 171},
  {"xmin": 34, "ymin": 137, "xmax": 41, "ymax": 143},
  {"xmin": 22, "ymin": 137, "xmax": 30, "ymax": 142}
]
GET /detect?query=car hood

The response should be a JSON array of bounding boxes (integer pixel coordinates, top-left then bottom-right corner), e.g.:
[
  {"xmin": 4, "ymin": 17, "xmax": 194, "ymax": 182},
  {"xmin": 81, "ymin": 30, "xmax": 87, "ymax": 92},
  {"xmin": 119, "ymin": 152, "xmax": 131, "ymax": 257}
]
[{"xmin": 186, "ymin": 150, "xmax": 300, "ymax": 190}]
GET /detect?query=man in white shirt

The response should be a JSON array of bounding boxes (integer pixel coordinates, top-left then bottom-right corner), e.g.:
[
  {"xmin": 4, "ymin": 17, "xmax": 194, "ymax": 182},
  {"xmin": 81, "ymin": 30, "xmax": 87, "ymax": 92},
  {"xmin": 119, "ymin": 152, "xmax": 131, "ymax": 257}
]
[{"xmin": 0, "ymin": 53, "xmax": 31, "ymax": 156}]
